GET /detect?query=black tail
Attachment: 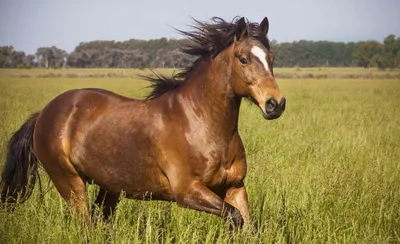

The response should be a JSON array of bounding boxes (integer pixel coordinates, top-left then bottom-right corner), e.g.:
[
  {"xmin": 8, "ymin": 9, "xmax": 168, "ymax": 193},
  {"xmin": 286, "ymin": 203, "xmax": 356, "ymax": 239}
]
[{"xmin": 1, "ymin": 112, "xmax": 40, "ymax": 207}]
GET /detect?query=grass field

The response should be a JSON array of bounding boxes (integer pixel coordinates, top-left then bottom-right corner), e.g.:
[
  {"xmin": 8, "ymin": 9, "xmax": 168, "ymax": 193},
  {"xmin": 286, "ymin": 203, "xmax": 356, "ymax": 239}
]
[{"xmin": 0, "ymin": 69, "xmax": 400, "ymax": 243}]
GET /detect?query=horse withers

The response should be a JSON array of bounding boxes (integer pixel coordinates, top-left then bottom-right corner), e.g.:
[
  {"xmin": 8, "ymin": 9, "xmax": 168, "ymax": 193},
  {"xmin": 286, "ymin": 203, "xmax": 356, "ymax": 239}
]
[{"xmin": 1, "ymin": 16, "xmax": 286, "ymax": 229}]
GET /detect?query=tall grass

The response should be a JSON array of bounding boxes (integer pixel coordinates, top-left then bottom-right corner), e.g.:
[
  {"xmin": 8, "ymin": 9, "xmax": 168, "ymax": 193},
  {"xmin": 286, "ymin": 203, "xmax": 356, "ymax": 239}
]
[{"xmin": 0, "ymin": 70, "xmax": 399, "ymax": 243}]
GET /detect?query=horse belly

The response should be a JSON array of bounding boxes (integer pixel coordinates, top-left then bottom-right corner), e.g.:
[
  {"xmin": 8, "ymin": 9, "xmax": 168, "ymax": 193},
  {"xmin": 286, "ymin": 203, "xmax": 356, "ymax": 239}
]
[
  {"xmin": 76, "ymin": 154, "xmax": 174, "ymax": 200},
  {"xmin": 69, "ymin": 134, "xmax": 173, "ymax": 199}
]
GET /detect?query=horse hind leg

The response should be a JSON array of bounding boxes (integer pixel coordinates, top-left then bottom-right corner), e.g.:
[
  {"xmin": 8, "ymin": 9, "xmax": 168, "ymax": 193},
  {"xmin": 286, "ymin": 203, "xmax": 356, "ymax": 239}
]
[
  {"xmin": 34, "ymin": 103, "xmax": 90, "ymax": 225},
  {"xmin": 39, "ymin": 154, "xmax": 90, "ymax": 226},
  {"xmin": 91, "ymin": 188, "xmax": 120, "ymax": 221}
]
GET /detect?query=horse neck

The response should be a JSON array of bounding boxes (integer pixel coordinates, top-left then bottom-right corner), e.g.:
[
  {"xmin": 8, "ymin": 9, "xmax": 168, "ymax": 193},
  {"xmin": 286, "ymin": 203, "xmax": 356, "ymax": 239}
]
[{"xmin": 178, "ymin": 51, "xmax": 241, "ymax": 136}]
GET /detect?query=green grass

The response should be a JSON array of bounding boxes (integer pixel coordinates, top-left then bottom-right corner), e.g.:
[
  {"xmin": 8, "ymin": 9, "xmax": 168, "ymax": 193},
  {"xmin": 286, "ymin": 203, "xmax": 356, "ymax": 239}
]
[{"xmin": 0, "ymin": 69, "xmax": 400, "ymax": 243}]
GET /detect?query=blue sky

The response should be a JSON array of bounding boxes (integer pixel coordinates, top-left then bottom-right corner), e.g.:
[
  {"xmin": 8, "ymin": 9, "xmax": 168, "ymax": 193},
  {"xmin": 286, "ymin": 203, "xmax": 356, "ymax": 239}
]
[{"xmin": 0, "ymin": 0, "xmax": 399, "ymax": 54}]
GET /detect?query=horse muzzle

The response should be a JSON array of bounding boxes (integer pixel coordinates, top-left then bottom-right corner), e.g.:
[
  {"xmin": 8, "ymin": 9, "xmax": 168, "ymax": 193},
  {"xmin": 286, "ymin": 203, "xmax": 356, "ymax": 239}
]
[{"xmin": 262, "ymin": 97, "xmax": 286, "ymax": 120}]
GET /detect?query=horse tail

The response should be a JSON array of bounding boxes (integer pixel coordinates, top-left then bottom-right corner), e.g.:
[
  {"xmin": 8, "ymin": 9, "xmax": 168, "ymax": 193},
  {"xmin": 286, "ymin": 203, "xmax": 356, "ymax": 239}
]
[{"xmin": 1, "ymin": 112, "xmax": 40, "ymax": 207}]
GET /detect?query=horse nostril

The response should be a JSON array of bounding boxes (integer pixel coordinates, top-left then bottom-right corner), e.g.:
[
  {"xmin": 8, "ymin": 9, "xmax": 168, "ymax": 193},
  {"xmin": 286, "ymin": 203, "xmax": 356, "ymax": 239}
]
[
  {"xmin": 280, "ymin": 97, "xmax": 286, "ymax": 111},
  {"xmin": 265, "ymin": 97, "xmax": 278, "ymax": 113}
]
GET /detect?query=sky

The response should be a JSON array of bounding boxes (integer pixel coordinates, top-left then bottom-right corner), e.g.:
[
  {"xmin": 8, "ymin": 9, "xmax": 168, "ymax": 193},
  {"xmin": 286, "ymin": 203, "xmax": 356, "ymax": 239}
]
[{"xmin": 0, "ymin": 0, "xmax": 399, "ymax": 54}]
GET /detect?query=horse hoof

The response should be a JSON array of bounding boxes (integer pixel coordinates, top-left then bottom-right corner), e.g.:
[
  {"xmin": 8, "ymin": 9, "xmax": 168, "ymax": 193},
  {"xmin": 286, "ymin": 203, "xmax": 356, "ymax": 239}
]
[{"xmin": 229, "ymin": 208, "xmax": 244, "ymax": 230}]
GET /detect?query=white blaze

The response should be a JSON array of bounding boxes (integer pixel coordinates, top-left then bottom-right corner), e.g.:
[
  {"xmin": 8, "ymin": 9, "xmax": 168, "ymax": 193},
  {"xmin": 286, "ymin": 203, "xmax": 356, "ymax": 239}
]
[{"xmin": 251, "ymin": 46, "xmax": 269, "ymax": 72}]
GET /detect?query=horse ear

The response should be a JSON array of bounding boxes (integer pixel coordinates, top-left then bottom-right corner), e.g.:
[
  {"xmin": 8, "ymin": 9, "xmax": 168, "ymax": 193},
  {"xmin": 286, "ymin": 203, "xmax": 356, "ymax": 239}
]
[
  {"xmin": 259, "ymin": 17, "xmax": 269, "ymax": 35},
  {"xmin": 235, "ymin": 17, "xmax": 247, "ymax": 41}
]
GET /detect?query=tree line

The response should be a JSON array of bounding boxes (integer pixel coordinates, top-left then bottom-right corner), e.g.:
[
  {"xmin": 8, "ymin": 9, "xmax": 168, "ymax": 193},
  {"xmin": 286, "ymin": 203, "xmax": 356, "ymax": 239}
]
[{"xmin": 1, "ymin": 35, "xmax": 399, "ymax": 69}]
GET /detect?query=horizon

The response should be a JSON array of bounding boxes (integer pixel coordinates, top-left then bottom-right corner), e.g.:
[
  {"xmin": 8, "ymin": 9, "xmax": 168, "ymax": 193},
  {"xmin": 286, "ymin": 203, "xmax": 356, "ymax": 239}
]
[{"xmin": 1, "ymin": 0, "xmax": 399, "ymax": 55}]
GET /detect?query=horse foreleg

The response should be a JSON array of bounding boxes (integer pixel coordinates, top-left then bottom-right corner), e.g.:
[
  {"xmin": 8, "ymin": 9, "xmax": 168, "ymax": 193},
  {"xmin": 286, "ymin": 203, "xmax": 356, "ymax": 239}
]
[
  {"xmin": 175, "ymin": 181, "xmax": 244, "ymax": 229},
  {"xmin": 224, "ymin": 183, "xmax": 250, "ymax": 226},
  {"xmin": 92, "ymin": 188, "xmax": 120, "ymax": 221}
]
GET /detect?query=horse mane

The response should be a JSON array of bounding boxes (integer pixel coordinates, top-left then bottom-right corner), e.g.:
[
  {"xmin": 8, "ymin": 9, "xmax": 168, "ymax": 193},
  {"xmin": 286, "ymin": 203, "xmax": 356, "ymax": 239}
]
[{"xmin": 143, "ymin": 16, "xmax": 270, "ymax": 100}]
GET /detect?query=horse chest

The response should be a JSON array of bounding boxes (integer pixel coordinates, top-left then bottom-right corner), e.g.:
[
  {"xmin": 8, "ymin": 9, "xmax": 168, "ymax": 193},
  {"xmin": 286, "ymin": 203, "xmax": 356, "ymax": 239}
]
[{"xmin": 193, "ymin": 134, "xmax": 246, "ymax": 188}]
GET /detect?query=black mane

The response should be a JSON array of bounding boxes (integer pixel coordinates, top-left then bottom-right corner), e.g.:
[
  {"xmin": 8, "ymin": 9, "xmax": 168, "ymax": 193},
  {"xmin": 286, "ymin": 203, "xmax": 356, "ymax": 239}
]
[{"xmin": 144, "ymin": 16, "xmax": 270, "ymax": 100}]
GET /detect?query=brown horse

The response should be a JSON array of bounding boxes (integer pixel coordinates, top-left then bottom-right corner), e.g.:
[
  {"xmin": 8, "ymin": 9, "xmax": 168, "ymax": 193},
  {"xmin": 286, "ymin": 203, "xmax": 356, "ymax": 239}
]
[{"xmin": 0, "ymin": 16, "xmax": 285, "ymax": 228}]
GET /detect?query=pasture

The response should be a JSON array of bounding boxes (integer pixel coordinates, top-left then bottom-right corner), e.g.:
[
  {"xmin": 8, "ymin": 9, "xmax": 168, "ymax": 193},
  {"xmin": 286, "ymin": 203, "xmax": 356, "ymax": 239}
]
[{"xmin": 0, "ymin": 68, "xmax": 399, "ymax": 243}]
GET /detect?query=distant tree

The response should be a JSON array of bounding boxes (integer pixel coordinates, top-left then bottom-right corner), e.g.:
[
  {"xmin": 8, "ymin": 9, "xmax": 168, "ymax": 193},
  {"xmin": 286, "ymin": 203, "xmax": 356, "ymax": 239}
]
[
  {"xmin": 343, "ymin": 42, "xmax": 356, "ymax": 67},
  {"xmin": 352, "ymin": 41, "xmax": 382, "ymax": 67},
  {"xmin": 36, "ymin": 47, "xmax": 51, "ymax": 68},
  {"xmin": 381, "ymin": 34, "xmax": 400, "ymax": 69},
  {"xmin": 24, "ymin": 54, "xmax": 36, "ymax": 68},
  {"xmin": 36, "ymin": 46, "xmax": 67, "ymax": 68},
  {"xmin": 9, "ymin": 51, "xmax": 25, "ymax": 68},
  {"xmin": 0, "ymin": 46, "xmax": 14, "ymax": 68}
]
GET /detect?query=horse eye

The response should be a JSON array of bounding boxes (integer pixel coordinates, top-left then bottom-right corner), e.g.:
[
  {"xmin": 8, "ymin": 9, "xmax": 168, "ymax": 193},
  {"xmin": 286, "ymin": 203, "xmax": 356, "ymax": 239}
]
[{"xmin": 238, "ymin": 57, "xmax": 249, "ymax": 65}]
